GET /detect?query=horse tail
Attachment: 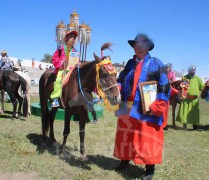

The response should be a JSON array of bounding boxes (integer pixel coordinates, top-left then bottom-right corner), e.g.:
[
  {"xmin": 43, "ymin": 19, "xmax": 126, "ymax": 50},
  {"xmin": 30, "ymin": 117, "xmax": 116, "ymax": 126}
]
[{"xmin": 19, "ymin": 76, "xmax": 29, "ymax": 117}]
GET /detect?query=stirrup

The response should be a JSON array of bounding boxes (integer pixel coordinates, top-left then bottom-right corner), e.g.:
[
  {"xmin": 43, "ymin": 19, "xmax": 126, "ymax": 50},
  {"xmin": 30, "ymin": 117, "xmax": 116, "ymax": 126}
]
[{"xmin": 51, "ymin": 98, "xmax": 60, "ymax": 108}]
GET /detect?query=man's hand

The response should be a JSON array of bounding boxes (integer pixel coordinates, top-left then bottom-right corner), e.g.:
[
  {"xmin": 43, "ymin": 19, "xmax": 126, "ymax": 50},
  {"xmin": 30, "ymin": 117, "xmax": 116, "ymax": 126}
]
[{"xmin": 148, "ymin": 110, "xmax": 155, "ymax": 116}]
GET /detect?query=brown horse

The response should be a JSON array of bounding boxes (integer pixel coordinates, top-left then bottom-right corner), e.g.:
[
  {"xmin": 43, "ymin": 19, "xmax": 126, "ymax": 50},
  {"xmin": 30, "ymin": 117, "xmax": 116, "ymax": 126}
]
[
  {"xmin": 169, "ymin": 80, "xmax": 183, "ymax": 126},
  {"xmin": 0, "ymin": 70, "xmax": 29, "ymax": 118},
  {"xmin": 39, "ymin": 43, "xmax": 121, "ymax": 159},
  {"xmin": 201, "ymin": 81, "xmax": 209, "ymax": 99},
  {"xmin": 170, "ymin": 79, "xmax": 209, "ymax": 127}
]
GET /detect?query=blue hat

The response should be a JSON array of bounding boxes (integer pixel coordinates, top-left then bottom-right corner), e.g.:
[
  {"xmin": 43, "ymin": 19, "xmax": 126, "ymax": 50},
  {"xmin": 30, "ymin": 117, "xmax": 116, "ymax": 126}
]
[{"xmin": 128, "ymin": 33, "xmax": 154, "ymax": 51}]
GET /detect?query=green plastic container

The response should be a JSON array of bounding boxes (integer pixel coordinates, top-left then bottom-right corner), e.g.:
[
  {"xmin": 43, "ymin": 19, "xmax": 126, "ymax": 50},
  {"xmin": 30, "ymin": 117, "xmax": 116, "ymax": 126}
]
[{"xmin": 31, "ymin": 102, "xmax": 103, "ymax": 122}]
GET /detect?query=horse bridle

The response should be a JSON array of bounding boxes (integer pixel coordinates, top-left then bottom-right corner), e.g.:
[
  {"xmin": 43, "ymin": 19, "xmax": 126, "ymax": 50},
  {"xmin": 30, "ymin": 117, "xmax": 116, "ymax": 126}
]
[
  {"xmin": 77, "ymin": 59, "xmax": 119, "ymax": 111},
  {"xmin": 95, "ymin": 59, "xmax": 119, "ymax": 96}
]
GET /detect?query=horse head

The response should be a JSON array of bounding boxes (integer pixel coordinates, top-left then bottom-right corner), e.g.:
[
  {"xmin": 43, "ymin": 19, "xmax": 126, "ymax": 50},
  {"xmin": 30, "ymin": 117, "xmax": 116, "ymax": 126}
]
[
  {"xmin": 177, "ymin": 80, "xmax": 190, "ymax": 101},
  {"xmin": 170, "ymin": 79, "xmax": 185, "ymax": 103},
  {"xmin": 93, "ymin": 53, "xmax": 121, "ymax": 105},
  {"xmin": 201, "ymin": 80, "xmax": 209, "ymax": 99}
]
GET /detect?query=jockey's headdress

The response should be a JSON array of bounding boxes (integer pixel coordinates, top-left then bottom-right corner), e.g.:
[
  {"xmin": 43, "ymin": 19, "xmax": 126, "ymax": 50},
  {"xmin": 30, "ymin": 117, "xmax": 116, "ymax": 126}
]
[{"xmin": 65, "ymin": 30, "xmax": 78, "ymax": 38}]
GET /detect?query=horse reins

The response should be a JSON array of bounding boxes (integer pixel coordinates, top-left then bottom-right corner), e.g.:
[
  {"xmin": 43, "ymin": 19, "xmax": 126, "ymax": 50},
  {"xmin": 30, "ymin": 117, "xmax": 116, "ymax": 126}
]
[
  {"xmin": 77, "ymin": 64, "xmax": 94, "ymax": 111},
  {"xmin": 77, "ymin": 59, "xmax": 119, "ymax": 111}
]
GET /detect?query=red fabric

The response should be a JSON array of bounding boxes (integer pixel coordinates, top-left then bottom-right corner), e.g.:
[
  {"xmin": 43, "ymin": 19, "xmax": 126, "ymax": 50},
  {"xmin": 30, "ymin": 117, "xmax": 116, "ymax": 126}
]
[
  {"xmin": 113, "ymin": 115, "xmax": 164, "ymax": 164},
  {"xmin": 118, "ymin": 83, "xmax": 121, "ymax": 91},
  {"xmin": 132, "ymin": 61, "xmax": 143, "ymax": 99},
  {"xmin": 162, "ymin": 101, "xmax": 169, "ymax": 128},
  {"xmin": 103, "ymin": 63, "xmax": 116, "ymax": 74},
  {"xmin": 150, "ymin": 100, "xmax": 168, "ymax": 117},
  {"xmin": 170, "ymin": 87, "xmax": 179, "ymax": 96}
]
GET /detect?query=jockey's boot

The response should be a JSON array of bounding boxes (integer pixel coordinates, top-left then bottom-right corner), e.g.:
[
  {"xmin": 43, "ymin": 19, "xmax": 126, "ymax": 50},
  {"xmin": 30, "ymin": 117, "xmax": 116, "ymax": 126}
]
[
  {"xmin": 112, "ymin": 160, "xmax": 130, "ymax": 171},
  {"xmin": 51, "ymin": 98, "xmax": 60, "ymax": 108},
  {"xmin": 141, "ymin": 165, "xmax": 155, "ymax": 180}
]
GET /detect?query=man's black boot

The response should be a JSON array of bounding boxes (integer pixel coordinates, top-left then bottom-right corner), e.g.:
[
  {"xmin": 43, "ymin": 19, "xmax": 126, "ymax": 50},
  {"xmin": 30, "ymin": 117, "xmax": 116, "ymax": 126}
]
[
  {"xmin": 141, "ymin": 165, "xmax": 155, "ymax": 180},
  {"xmin": 193, "ymin": 124, "xmax": 202, "ymax": 131}
]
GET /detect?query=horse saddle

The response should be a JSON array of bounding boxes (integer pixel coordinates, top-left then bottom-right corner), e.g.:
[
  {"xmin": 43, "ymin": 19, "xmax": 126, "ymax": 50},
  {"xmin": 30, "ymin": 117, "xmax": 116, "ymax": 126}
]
[{"xmin": 61, "ymin": 66, "xmax": 76, "ymax": 87}]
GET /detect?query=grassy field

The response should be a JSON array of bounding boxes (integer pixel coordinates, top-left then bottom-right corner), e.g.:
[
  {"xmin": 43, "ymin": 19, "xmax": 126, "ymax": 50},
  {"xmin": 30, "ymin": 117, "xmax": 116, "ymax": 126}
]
[{"xmin": 0, "ymin": 96, "xmax": 209, "ymax": 180}]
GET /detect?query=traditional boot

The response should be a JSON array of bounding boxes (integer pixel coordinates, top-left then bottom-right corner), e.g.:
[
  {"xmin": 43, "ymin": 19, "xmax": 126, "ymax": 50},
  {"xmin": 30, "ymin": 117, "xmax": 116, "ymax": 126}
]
[
  {"xmin": 193, "ymin": 124, "xmax": 203, "ymax": 131},
  {"xmin": 141, "ymin": 165, "xmax": 155, "ymax": 180},
  {"xmin": 193, "ymin": 124, "xmax": 198, "ymax": 130}
]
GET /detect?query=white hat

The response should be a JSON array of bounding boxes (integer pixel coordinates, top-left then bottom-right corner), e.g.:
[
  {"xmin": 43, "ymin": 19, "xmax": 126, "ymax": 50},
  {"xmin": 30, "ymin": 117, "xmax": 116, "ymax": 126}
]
[{"xmin": 13, "ymin": 64, "xmax": 21, "ymax": 71}]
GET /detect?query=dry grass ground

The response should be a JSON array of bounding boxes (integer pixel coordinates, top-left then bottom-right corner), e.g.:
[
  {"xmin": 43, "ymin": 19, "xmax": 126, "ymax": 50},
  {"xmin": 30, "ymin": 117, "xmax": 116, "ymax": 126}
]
[{"xmin": 0, "ymin": 96, "xmax": 209, "ymax": 180}]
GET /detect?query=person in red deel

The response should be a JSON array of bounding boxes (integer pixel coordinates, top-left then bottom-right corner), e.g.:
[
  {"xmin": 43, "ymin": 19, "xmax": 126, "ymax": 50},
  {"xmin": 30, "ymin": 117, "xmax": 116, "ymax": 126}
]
[{"xmin": 113, "ymin": 33, "xmax": 170, "ymax": 180}]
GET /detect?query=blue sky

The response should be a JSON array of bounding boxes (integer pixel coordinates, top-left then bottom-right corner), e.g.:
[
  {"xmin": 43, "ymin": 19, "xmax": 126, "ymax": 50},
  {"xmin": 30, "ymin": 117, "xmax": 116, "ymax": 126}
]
[{"xmin": 1, "ymin": 0, "xmax": 209, "ymax": 78}]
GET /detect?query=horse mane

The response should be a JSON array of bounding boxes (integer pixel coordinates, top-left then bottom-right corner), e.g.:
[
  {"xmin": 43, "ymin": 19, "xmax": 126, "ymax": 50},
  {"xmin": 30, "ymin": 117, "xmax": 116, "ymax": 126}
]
[
  {"xmin": 101, "ymin": 42, "xmax": 113, "ymax": 52},
  {"xmin": 101, "ymin": 42, "xmax": 113, "ymax": 58},
  {"xmin": 78, "ymin": 61, "xmax": 96, "ymax": 72}
]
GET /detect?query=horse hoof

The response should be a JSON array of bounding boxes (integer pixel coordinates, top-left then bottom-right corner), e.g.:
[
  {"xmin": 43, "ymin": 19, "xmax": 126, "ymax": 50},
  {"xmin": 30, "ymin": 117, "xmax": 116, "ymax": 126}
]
[
  {"xmin": 50, "ymin": 137, "xmax": 57, "ymax": 143},
  {"xmin": 81, "ymin": 154, "xmax": 88, "ymax": 161},
  {"xmin": 11, "ymin": 115, "xmax": 17, "ymax": 119},
  {"xmin": 0, "ymin": 110, "xmax": 4, "ymax": 114}
]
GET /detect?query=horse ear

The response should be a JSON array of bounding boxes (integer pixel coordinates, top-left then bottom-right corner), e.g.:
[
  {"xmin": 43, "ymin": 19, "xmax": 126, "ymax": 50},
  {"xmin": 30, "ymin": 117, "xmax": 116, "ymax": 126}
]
[{"xmin": 93, "ymin": 53, "xmax": 101, "ymax": 63}]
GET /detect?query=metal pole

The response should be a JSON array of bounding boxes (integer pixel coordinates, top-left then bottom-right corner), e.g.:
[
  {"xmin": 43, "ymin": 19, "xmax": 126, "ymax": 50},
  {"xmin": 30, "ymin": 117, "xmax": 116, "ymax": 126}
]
[
  {"xmin": 84, "ymin": 43, "xmax": 88, "ymax": 63},
  {"xmin": 82, "ymin": 44, "xmax": 85, "ymax": 63},
  {"xmin": 79, "ymin": 41, "xmax": 82, "ymax": 62}
]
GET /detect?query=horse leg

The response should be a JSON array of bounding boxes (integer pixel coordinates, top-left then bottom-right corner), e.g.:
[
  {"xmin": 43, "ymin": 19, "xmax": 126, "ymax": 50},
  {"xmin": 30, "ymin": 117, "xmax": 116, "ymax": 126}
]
[
  {"xmin": 49, "ymin": 107, "xmax": 58, "ymax": 142},
  {"xmin": 41, "ymin": 100, "xmax": 49, "ymax": 143},
  {"xmin": 6, "ymin": 90, "xmax": 18, "ymax": 118},
  {"xmin": 0, "ymin": 90, "xmax": 4, "ymax": 114},
  {"xmin": 16, "ymin": 92, "xmax": 23, "ymax": 118},
  {"xmin": 61, "ymin": 108, "xmax": 72, "ymax": 152},
  {"xmin": 79, "ymin": 113, "xmax": 88, "ymax": 161},
  {"xmin": 172, "ymin": 102, "xmax": 177, "ymax": 128},
  {"xmin": 26, "ymin": 94, "xmax": 31, "ymax": 116},
  {"xmin": 8, "ymin": 94, "xmax": 18, "ymax": 119}
]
